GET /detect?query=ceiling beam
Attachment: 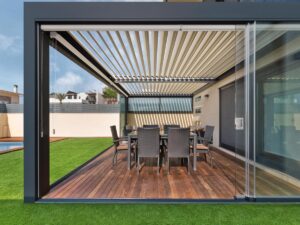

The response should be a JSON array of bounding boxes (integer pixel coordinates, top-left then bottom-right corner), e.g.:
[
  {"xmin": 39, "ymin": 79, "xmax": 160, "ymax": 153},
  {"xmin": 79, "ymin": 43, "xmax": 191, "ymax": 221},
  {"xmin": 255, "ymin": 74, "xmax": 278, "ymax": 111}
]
[{"xmin": 115, "ymin": 77, "xmax": 215, "ymax": 83}]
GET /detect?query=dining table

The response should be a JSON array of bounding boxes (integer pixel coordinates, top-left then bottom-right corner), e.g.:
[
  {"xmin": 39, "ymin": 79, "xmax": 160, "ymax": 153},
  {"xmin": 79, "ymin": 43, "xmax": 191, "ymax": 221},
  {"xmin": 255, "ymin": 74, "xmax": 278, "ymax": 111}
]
[{"xmin": 127, "ymin": 130, "xmax": 198, "ymax": 171}]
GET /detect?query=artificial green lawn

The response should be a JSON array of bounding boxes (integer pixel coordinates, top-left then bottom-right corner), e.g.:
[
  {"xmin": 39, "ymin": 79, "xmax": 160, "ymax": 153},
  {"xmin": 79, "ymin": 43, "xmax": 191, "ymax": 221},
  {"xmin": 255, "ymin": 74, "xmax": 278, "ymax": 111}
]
[{"xmin": 0, "ymin": 138, "xmax": 299, "ymax": 225}]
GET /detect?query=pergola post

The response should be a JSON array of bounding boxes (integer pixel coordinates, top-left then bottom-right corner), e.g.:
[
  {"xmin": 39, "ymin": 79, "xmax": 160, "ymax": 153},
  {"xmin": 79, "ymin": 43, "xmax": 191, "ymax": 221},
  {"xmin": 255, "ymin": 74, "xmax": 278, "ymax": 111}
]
[{"xmin": 24, "ymin": 6, "xmax": 50, "ymax": 202}]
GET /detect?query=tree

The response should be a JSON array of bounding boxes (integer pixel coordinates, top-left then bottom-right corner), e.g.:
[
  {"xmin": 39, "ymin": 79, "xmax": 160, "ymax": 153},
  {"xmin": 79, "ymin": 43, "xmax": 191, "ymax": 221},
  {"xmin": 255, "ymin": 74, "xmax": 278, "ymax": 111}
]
[
  {"xmin": 102, "ymin": 87, "xmax": 117, "ymax": 100},
  {"xmin": 55, "ymin": 93, "xmax": 66, "ymax": 104},
  {"xmin": 102, "ymin": 87, "xmax": 118, "ymax": 104}
]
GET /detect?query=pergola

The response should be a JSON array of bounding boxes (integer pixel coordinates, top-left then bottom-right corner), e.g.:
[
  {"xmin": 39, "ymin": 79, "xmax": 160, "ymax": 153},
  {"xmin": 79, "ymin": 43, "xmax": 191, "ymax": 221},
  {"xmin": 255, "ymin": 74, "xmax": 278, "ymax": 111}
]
[{"xmin": 24, "ymin": 1, "xmax": 300, "ymax": 203}]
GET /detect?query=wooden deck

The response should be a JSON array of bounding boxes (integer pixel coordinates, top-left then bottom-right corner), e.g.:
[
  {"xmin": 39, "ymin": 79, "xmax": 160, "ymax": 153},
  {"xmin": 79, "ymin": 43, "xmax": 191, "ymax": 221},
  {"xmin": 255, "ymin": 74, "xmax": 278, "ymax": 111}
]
[{"xmin": 44, "ymin": 146, "xmax": 300, "ymax": 199}]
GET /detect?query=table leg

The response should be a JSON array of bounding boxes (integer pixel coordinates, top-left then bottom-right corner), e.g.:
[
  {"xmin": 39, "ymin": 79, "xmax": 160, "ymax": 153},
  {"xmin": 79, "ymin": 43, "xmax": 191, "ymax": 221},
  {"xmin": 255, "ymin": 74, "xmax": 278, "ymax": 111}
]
[{"xmin": 127, "ymin": 136, "xmax": 131, "ymax": 170}]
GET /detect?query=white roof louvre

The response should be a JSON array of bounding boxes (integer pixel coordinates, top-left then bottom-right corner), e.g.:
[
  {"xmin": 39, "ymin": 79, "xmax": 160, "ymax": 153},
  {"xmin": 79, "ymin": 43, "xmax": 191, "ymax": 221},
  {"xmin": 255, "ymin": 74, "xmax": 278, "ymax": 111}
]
[{"xmin": 45, "ymin": 25, "xmax": 287, "ymax": 96}]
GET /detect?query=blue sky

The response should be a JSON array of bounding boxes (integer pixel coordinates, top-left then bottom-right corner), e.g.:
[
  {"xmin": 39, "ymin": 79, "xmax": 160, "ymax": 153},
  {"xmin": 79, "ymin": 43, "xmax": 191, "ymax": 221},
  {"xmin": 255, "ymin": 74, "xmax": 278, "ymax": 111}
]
[
  {"xmin": 0, "ymin": 0, "xmax": 128, "ymax": 94},
  {"xmin": 0, "ymin": 0, "xmax": 163, "ymax": 94},
  {"xmin": 0, "ymin": 0, "xmax": 23, "ymax": 93}
]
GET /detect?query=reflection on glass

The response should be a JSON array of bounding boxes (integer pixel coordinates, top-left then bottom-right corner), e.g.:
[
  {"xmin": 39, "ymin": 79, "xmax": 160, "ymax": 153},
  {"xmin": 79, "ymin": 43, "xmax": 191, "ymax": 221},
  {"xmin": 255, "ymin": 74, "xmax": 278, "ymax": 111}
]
[{"xmin": 256, "ymin": 24, "xmax": 300, "ymax": 196}]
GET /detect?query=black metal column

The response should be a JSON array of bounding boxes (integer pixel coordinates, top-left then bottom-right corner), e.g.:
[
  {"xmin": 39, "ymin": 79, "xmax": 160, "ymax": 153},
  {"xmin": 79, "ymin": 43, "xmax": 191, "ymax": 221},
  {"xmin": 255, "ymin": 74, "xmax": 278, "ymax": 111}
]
[{"xmin": 24, "ymin": 12, "xmax": 50, "ymax": 202}]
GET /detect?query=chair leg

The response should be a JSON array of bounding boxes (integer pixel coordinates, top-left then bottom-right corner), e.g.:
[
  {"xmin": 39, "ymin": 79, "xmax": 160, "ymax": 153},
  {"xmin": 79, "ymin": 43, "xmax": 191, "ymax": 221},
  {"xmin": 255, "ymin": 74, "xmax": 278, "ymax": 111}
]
[
  {"xmin": 137, "ymin": 157, "xmax": 140, "ymax": 174},
  {"xmin": 157, "ymin": 156, "xmax": 160, "ymax": 175},
  {"xmin": 112, "ymin": 149, "xmax": 117, "ymax": 166},
  {"xmin": 187, "ymin": 157, "xmax": 190, "ymax": 174},
  {"xmin": 167, "ymin": 157, "xmax": 170, "ymax": 175},
  {"xmin": 135, "ymin": 148, "xmax": 138, "ymax": 167},
  {"xmin": 208, "ymin": 151, "xmax": 214, "ymax": 168}
]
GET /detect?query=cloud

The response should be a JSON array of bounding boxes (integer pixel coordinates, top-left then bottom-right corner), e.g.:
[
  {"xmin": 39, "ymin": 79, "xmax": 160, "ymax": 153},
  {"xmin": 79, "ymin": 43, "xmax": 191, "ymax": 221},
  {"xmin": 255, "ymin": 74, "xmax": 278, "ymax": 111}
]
[
  {"xmin": 0, "ymin": 34, "xmax": 22, "ymax": 54},
  {"xmin": 55, "ymin": 72, "xmax": 83, "ymax": 92},
  {"xmin": 85, "ymin": 79, "xmax": 105, "ymax": 93},
  {"xmin": 50, "ymin": 62, "xmax": 60, "ymax": 73}
]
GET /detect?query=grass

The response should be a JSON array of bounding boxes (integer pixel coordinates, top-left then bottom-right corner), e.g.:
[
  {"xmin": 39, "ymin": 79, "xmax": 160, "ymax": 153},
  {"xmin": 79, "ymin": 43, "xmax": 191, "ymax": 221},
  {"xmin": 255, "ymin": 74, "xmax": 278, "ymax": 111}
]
[
  {"xmin": 50, "ymin": 138, "xmax": 113, "ymax": 184},
  {"xmin": 0, "ymin": 138, "xmax": 299, "ymax": 225}
]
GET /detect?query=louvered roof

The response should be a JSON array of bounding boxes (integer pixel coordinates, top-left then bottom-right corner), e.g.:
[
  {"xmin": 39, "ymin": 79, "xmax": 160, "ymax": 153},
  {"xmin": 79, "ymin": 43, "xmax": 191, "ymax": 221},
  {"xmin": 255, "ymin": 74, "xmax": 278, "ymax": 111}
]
[{"xmin": 41, "ymin": 25, "xmax": 286, "ymax": 96}]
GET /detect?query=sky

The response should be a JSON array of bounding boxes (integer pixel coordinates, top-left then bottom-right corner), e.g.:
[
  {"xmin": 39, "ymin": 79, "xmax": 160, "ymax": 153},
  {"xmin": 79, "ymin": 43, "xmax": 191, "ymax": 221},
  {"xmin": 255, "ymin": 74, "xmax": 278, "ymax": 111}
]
[{"xmin": 0, "ymin": 0, "xmax": 162, "ymax": 94}]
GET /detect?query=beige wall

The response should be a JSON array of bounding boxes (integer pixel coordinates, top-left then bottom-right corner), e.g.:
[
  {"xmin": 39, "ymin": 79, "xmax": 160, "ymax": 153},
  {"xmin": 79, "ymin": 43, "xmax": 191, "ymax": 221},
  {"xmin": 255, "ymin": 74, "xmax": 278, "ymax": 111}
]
[
  {"xmin": 1, "ymin": 113, "xmax": 120, "ymax": 138},
  {"xmin": 50, "ymin": 113, "xmax": 120, "ymax": 137},
  {"xmin": 127, "ymin": 113, "xmax": 193, "ymax": 128},
  {"xmin": 0, "ymin": 113, "xmax": 9, "ymax": 138},
  {"xmin": 194, "ymin": 69, "xmax": 244, "ymax": 147},
  {"xmin": 6, "ymin": 113, "xmax": 23, "ymax": 137}
]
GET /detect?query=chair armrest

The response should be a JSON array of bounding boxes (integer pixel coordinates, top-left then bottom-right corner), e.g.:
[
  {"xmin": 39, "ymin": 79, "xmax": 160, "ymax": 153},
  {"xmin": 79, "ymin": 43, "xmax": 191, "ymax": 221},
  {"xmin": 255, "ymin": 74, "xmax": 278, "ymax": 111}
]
[
  {"xmin": 197, "ymin": 137, "xmax": 212, "ymax": 145},
  {"xmin": 113, "ymin": 137, "xmax": 128, "ymax": 145}
]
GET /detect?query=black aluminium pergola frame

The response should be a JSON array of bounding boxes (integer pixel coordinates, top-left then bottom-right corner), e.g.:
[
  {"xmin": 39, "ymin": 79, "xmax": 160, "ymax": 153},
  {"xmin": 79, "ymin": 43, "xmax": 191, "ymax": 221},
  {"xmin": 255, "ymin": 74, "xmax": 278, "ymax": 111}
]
[{"xmin": 24, "ymin": 2, "xmax": 300, "ymax": 203}]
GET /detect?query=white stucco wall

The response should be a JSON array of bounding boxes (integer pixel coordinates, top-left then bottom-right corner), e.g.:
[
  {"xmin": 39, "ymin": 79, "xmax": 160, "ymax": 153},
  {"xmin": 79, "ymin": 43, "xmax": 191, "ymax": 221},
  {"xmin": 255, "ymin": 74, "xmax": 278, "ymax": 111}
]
[
  {"xmin": 194, "ymin": 69, "xmax": 244, "ymax": 147},
  {"xmin": 49, "ymin": 113, "xmax": 119, "ymax": 137},
  {"xmin": 3, "ymin": 113, "xmax": 120, "ymax": 138},
  {"xmin": 6, "ymin": 113, "xmax": 23, "ymax": 137}
]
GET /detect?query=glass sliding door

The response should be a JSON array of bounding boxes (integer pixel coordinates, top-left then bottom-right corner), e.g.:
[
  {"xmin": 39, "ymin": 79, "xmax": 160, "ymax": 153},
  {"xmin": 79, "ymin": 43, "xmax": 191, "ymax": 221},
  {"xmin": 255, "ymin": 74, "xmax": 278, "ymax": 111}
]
[
  {"xmin": 254, "ymin": 24, "xmax": 300, "ymax": 197},
  {"xmin": 234, "ymin": 25, "xmax": 247, "ymax": 198}
]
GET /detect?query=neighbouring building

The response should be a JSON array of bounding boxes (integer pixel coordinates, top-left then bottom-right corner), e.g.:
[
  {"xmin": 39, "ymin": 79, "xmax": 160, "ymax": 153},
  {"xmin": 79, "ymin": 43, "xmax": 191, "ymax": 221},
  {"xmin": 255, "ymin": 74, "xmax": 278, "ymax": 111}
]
[
  {"xmin": 0, "ymin": 85, "xmax": 21, "ymax": 104},
  {"xmin": 49, "ymin": 91, "xmax": 106, "ymax": 104}
]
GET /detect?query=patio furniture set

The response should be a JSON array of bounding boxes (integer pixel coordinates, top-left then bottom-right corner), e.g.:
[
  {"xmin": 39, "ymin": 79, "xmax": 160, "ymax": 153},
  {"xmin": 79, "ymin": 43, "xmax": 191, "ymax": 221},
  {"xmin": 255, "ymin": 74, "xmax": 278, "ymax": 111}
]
[{"xmin": 110, "ymin": 125, "xmax": 215, "ymax": 174}]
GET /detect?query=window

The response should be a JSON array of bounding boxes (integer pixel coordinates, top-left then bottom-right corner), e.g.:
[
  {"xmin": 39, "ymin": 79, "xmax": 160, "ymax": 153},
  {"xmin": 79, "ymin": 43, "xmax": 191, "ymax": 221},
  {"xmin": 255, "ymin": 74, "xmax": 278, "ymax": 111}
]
[
  {"xmin": 128, "ymin": 97, "xmax": 192, "ymax": 113},
  {"xmin": 194, "ymin": 107, "xmax": 202, "ymax": 114},
  {"xmin": 128, "ymin": 98, "xmax": 160, "ymax": 112}
]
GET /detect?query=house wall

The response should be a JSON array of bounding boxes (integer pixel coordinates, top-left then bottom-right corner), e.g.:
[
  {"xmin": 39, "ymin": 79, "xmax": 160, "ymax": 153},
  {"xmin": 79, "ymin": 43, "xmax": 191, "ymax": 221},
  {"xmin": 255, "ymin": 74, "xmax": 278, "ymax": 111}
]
[
  {"xmin": 0, "ymin": 90, "xmax": 20, "ymax": 104},
  {"xmin": 193, "ymin": 69, "xmax": 244, "ymax": 147},
  {"xmin": 0, "ymin": 113, "xmax": 9, "ymax": 138},
  {"xmin": 2, "ymin": 113, "xmax": 120, "ymax": 138},
  {"xmin": 49, "ymin": 113, "xmax": 119, "ymax": 137},
  {"xmin": 6, "ymin": 113, "xmax": 23, "ymax": 137},
  {"xmin": 127, "ymin": 113, "xmax": 193, "ymax": 128}
]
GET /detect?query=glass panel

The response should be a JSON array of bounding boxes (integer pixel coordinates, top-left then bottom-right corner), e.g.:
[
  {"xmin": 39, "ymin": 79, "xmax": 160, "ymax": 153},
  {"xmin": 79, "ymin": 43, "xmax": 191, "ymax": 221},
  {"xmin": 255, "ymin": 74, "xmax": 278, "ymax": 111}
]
[
  {"xmin": 128, "ymin": 97, "xmax": 192, "ymax": 113},
  {"xmin": 128, "ymin": 97, "xmax": 160, "ymax": 112},
  {"xmin": 160, "ymin": 97, "xmax": 192, "ymax": 112},
  {"xmin": 234, "ymin": 25, "xmax": 247, "ymax": 198},
  {"xmin": 49, "ymin": 40, "xmax": 115, "ymax": 185},
  {"xmin": 255, "ymin": 24, "xmax": 300, "ymax": 197}
]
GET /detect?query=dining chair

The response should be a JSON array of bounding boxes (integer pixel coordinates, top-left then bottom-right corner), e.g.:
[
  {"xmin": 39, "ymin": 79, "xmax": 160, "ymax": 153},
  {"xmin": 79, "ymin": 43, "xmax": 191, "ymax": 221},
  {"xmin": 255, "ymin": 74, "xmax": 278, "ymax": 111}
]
[
  {"xmin": 143, "ymin": 125, "xmax": 159, "ymax": 129},
  {"xmin": 193, "ymin": 125, "xmax": 215, "ymax": 167},
  {"xmin": 198, "ymin": 125, "xmax": 214, "ymax": 145},
  {"xmin": 163, "ymin": 124, "xmax": 180, "ymax": 134},
  {"xmin": 123, "ymin": 124, "xmax": 133, "ymax": 137},
  {"xmin": 137, "ymin": 127, "xmax": 160, "ymax": 174},
  {"xmin": 167, "ymin": 128, "xmax": 190, "ymax": 174},
  {"xmin": 110, "ymin": 125, "xmax": 135, "ymax": 166},
  {"xmin": 162, "ymin": 124, "xmax": 180, "ymax": 149}
]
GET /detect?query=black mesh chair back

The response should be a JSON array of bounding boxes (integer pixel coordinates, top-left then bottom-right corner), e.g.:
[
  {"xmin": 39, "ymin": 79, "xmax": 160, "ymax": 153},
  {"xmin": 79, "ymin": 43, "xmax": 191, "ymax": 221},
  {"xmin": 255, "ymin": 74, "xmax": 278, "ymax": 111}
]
[
  {"xmin": 204, "ymin": 125, "xmax": 214, "ymax": 145},
  {"xmin": 163, "ymin": 124, "xmax": 180, "ymax": 134},
  {"xmin": 137, "ymin": 127, "xmax": 160, "ymax": 157},
  {"xmin": 110, "ymin": 125, "xmax": 119, "ymax": 146},
  {"xmin": 143, "ymin": 125, "xmax": 159, "ymax": 129},
  {"xmin": 167, "ymin": 128, "xmax": 190, "ymax": 157}
]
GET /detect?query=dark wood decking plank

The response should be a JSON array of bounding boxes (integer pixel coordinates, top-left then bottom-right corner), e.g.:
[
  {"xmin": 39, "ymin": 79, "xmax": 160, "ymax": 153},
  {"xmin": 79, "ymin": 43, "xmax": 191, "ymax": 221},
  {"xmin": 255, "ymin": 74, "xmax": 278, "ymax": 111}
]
[{"xmin": 44, "ymin": 147, "xmax": 300, "ymax": 199}]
